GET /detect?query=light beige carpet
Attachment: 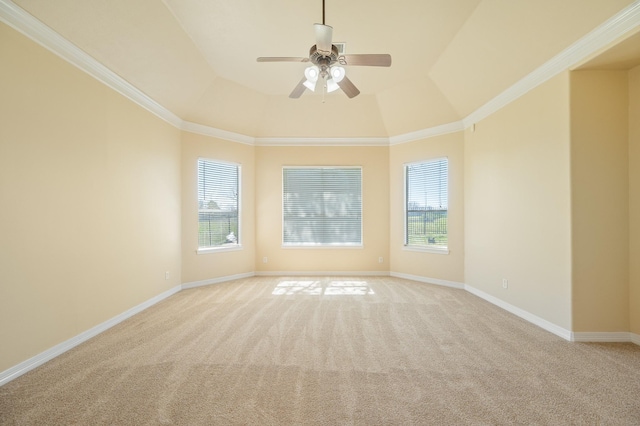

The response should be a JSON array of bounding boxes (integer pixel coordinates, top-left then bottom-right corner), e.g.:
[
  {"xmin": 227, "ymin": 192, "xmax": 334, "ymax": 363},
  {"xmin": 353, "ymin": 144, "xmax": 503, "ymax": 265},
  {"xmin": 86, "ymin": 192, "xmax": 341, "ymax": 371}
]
[{"xmin": 1, "ymin": 276, "xmax": 639, "ymax": 425}]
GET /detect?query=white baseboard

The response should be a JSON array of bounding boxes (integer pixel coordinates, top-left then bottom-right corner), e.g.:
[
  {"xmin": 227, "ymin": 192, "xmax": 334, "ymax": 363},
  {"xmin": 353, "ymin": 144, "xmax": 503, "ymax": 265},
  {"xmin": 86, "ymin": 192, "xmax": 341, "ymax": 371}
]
[
  {"xmin": 3, "ymin": 273, "xmax": 638, "ymax": 387},
  {"xmin": 0, "ymin": 285, "xmax": 181, "ymax": 387},
  {"xmin": 255, "ymin": 270, "xmax": 389, "ymax": 277},
  {"xmin": 572, "ymin": 332, "xmax": 639, "ymax": 344},
  {"xmin": 464, "ymin": 284, "xmax": 573, "ymax": 341},
  {"xmin": 389, "ymin": 272, "xmax": 465, "ymax": 289},
  {"xmin": 181, "ymin": 272, "xmax": 255, "ymax": 289}
]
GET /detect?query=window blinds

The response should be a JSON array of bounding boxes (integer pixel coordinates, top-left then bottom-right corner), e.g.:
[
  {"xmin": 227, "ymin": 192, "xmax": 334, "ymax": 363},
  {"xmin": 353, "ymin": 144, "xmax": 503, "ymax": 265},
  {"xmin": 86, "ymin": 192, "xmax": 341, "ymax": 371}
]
[
  {"xmin": 405, "ymin": 158, "xmax": 448, "ymax": 248},
  {"xmin": 283, "ymin": 167, "xmax": 362, "ymax": 246},
  {"xmin": 197, "ymin": 159, "xmax": 239, "ymax": 248}
]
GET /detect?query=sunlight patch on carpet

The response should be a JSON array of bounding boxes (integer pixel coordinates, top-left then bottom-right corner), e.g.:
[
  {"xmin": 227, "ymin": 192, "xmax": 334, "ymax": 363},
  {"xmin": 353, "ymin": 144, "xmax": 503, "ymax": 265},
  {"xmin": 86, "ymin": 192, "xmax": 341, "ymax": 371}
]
[{"xmin": 272, "ymin": 280, "xmax": 375, "ymax": 296}]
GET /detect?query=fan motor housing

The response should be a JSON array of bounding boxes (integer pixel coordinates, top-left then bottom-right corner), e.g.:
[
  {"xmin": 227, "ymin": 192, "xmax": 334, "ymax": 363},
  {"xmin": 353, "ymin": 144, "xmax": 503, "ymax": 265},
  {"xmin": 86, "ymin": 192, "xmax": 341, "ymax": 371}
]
[{"xmin": 309, "ymin": 45, "xmax": 340, "ymax": 66}]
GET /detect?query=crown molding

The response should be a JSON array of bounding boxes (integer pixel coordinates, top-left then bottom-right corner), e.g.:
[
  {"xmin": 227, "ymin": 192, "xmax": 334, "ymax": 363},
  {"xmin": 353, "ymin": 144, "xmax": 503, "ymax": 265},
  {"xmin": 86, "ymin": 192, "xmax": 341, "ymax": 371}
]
[
  {"xmin": 3, "ymin": 0, "xmax": 639, "ymax": 146},
  {"xmin": 181, "ymin": 121, "xmax": 255, "ymax": 145},
  {"xmin": 255, "ymin": 137, "xmax": 389, "ymax": 147},
  {"xmin": 0, "ymin": 0, "xmax": 183, "ymax": 128},
  {"xmin": 463, "ymin": 0, "xmax": 640, "ymax": 128},
  {"xmin": 389, "ymin": 121, "xmax": 465, "ymax": 145}
]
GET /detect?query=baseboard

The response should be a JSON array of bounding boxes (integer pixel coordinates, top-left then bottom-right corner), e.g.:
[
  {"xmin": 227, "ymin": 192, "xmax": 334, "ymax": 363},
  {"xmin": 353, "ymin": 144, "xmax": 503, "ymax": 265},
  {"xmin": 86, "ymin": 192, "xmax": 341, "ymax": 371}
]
[
  {"xmin": 255, "ymin": 270, "xmax": 389, "ymax": 277},
  {"xmin": 181, "ymin": 272, "xmax": 255, "ymax": 289},
  {"xmin": 572, "ymin": 332, "xmax": 639, "ymax": 344},
  {"xmin": 0, "ymin": 285, "xmax": 181, "ymax": 387},
  {"xmin": 464, "ymin": 284, "xmax": 573, "ymax": 341},
  {"xmin": 3, "ymin": 273, "xmax": 638, "ymax": 387},
  {"xmin": 389, "ymin": 272, "xmax": 465, "ymax": 289}
]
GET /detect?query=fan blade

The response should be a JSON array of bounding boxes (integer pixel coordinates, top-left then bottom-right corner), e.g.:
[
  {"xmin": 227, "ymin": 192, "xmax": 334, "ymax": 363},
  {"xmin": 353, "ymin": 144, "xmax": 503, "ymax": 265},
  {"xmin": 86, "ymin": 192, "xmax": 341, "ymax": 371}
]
[
  {"xmin": 257, "ymin": 57, "xmax": 310, "ymax": 63},
  {"xmin": 337, "ymin": 75, "xmax": 360, "ymax": 98},
  {"xmin": 338, "ymin": 54, "xmax": 392, "ymax": 67},
  {"xmin": 314, "ymin": 23, "xmax": 333, "ymax": 56},
  {"xmin": 289, "ymin": 77, "xmax": 308, "ymax": 99}
]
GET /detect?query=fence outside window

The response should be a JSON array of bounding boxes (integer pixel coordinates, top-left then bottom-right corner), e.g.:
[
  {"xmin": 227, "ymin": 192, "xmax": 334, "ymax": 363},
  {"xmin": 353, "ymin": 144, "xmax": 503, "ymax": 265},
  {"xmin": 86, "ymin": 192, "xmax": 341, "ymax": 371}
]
[
  {"xmin": 406, "ymin": 209, "xmax": 447, "ymax": 247},
  {"xmin": 198, "ymin": 211, "xmax": 238, "ymax": 247}
]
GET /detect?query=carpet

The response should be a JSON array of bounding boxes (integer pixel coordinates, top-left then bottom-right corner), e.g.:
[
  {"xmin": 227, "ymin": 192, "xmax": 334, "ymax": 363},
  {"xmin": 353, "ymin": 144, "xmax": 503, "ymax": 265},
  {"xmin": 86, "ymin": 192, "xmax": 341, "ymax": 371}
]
[{"xmin": 1, "ymin": 276, "xmax": 639, "ymax": 425}]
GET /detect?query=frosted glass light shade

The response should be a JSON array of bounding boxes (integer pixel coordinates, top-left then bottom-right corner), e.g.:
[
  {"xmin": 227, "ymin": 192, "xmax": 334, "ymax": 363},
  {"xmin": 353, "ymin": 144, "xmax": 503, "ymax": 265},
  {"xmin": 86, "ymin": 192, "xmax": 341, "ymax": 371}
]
[
  {"xmin": 330, "ymin": 66, "xmax": 345, "ymax": 83},
  {"xmin": 326, "ymin": 78, "xmax": 339, "ymax": 92}
]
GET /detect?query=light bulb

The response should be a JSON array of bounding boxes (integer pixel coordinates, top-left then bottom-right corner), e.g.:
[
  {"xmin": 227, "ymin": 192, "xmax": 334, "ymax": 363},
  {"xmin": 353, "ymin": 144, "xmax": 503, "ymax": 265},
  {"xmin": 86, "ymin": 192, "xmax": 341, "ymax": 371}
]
[
  {"xmin": 304, "ymin": 66, "xmax": 319, "ymax": 82},
  {"xmin": 330, "ymin": 66, "xmax": 345, "ymax": 83}
]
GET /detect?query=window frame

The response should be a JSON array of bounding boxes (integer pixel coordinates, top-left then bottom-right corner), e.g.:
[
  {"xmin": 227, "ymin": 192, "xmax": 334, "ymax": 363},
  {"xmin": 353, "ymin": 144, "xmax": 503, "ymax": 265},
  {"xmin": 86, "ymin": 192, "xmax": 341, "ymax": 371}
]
[
  {"xmin": 282, "ymin": 166, "xmax": 364, "ymax": 248},
  {"xmin": 403, "ymin": 157, "xmax": 450, "ymax": 255},
  {"xmin": 196, "ymin": 157, "xmax": 242, "ymax": 255}
]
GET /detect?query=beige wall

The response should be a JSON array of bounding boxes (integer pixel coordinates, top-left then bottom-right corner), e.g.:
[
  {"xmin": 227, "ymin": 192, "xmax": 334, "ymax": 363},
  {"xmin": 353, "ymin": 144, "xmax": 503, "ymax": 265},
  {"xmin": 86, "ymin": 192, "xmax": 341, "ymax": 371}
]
[
  {"xmin": 629, "ymin": 65, "xmax": 640, "ymax": 336},
  {"xmin": 256, "ymin": 96, "xmax": 388, "ymax": 138},
  {"xmin": 255, "ymin": 146, "xmax": 389, "ymax": 273},
  {"xmin": 180, "ymin": 133, "xmax": 256, "ymax": 283},
  {"xmin": 570, "ymin": 71, "xmax": 629, "ymax": 332},
  {"xmin": 0, "ymin": 24, "xmax": 182, "ymax": 371},
  {"xmin": 389, "ymin": 133, "xmax": 465, "ymax": 283},
  {"xmin": 464, "ymin": 73, "xmax": 573, "ymax": 329},
  {"xmin": 4, "ymin": 12, "xmax": 640, "ymax": 379}
]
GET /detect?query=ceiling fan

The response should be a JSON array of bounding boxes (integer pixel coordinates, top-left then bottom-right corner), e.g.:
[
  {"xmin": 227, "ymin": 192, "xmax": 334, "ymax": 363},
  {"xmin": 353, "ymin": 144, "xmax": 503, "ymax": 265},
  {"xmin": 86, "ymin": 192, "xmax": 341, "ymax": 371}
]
[{"xmin": 256, "ymin": 0, "xmax": 392, "ymax": 99}]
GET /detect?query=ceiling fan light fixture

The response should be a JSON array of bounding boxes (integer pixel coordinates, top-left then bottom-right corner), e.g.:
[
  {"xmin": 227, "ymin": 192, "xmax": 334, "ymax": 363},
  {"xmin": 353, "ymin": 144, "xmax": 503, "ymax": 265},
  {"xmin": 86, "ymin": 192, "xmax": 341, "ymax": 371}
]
[
  {"xmin": 304, "ymin": 65, "xmax": 319, "ymax": 82},
  {"xmin": 256, "ymin": 0, "xmax": 391, "ymax": 100},
  {"xmin": 303, "ymin": 65, "xmax": 320, "ymax": 91},
  {"xmin": 330, "ymin": 66, "xmax": 345, "ymax": 83},
  {"xmin": 326, "ymin": 78, "xmax": 340, "ymax": 93},
  {"xmin": 303, "ymin": 80, "xmax": 316, "ymax": 91}
]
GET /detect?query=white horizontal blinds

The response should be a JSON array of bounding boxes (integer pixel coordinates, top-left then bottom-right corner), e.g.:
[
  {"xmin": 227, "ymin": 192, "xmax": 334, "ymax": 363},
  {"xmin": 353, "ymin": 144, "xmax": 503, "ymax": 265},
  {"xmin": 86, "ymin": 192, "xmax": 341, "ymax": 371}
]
[
  {"xmin": 197, "ymin": 159, "xmax": 239, "ymax": 248},
  {"xmin": 283, "ymin": 167, "xmax": 362, "ymax": 246},
  {"xmin": 405, "ymin": 158, "xmax": 448, "ymax": 248}
]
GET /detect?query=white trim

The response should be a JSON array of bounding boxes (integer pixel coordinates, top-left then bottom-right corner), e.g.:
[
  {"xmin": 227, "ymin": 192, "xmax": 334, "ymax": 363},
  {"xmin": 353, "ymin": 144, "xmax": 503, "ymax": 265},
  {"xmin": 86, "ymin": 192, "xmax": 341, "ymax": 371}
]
[
  {"xmin": 402, "ymin": 246, "xmax": 449, "ymax": 255},
  {"xmin": 0, "ymin": 0, "xmax": 183, "ymax": 129},
  {"xmin": 3, "ymin": 0, "xmax": 639, "ymax": 146},
  {"xmin": 389, "ymin": 122, "xmax": 465, "ymax": 145},
  {"xmin": 403, "ymin": 157, "xmax": 450, "ymax": 252},
  {"xmin": 255, "ymin": 270, "xmax": 389, "ymax": 277},
  {"xmin": 281, "ymin": 244, "xmax": 364, "ymax": 249},
  {"xmin": 464, "ymin": 284, "xmax": 573, "ymax": 341},
  {"xmin": 255, "ymin": 137, "xmax": 389, "ymax": 147},
  {"xmin": 181, "ymin": 272, "xmax": 255, "ymax": 290},
  {"xmin": 0, "ymin": 285, "xmax": 181, "ymax": 387},
  {"xmin": 2, "ymin": 271, "xmax": 638, "ymax": 387},
  {"xmin": 196, "ymin": 245, "xmax": 243, "ymax": 254},
  {"xmin": 571, "ymin": 332, "xmax": 633, "ymax": 343},
  {"xmin": 181, "ymin": 121, "xmax": 255, "ymax": 145},
  {"xmin": 462, "ymin": 0, "xmax": 640, "ymax": 128},
  {"xmin": 389, "ymin": 272, "xmax": 465, "ymax": 289}
]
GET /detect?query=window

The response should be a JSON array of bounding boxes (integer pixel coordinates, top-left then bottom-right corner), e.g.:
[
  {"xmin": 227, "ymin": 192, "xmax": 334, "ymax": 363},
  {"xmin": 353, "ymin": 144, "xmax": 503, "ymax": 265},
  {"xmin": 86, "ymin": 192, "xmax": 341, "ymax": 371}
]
[
  {"xmin": 283, "ymin": 167, "xmax": 362, "ymax": 247},
  {"xmin": 405, "ymin": 158, "xmax": 448, "ymax": 251},
  {"xmin": 197, "ymin": 159, "xmax": 240, "ymax": 251}
]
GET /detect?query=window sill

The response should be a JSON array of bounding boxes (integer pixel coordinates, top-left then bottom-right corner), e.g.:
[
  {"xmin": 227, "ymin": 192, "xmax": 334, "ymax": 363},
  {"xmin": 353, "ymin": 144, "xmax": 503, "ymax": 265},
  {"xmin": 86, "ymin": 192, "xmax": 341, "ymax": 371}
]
[
  {"xmin": 197, "ymin": 244, "xmax": 243, "ymax": 255},
  {"xmin": 282, "ymin": 244, "xmax": 364, "ymax": 250},
  {"xmin": 403, "ymin": 245, "xmax": 449, "ymax": 255}
]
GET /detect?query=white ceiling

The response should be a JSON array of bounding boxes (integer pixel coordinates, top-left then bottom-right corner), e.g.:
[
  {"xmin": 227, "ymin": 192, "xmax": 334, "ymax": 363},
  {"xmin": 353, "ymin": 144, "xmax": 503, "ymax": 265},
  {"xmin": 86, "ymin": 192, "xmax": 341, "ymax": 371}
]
[{"xmin": 9, "ymin": 0, "xmax": 640, "ymax": 138}]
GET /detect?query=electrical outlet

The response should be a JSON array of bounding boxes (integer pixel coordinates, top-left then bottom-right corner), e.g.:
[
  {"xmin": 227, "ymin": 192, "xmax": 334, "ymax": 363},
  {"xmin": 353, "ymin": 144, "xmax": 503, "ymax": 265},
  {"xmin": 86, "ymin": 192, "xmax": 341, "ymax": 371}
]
[
  {"xmin": 263, "ymin": 257, "xmax": 268, "ymax": 263},
  {"xmin": 502, "ymin": 278, "xmax": 508, "ymax": 289},
  {"xmin": 165, "ymin": 271, "xmax": 170, "ymax": 280},
  {"xmin": 378, "ymin": 257, "xmax": 384, "ymax": 263}
]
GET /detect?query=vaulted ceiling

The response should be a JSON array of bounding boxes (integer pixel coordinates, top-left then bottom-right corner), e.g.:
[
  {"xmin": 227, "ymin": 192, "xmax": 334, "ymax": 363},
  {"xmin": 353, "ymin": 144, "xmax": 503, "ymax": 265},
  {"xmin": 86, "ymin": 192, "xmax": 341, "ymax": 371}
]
[{"xmin": 9, "ymin": 0, "xmax": 639, "ymax": 138}]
